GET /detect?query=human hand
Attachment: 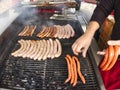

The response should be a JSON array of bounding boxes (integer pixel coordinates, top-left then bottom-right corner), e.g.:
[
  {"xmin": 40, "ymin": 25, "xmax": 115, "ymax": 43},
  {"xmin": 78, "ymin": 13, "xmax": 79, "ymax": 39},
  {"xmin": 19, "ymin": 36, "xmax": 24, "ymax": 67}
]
[
  {"xmin": 97, "ymin": 40, "xmax": 120, "ymax": 55},
  {"xmin": 72, "ymin": 34, "xmax": 92, "ymax": 57},
  {"xmin": 98, "ymin": 40, "xmax": 120, "ymax": 71}
]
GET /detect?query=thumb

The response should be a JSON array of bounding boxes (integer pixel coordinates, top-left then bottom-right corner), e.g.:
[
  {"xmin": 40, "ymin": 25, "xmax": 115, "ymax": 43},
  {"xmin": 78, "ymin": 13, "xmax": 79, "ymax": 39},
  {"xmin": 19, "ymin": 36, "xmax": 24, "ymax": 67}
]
[
  {"xmin": 107, "ymin": 40, "xmax": 120, "ymax": 46},
  {"xmin": 82, "ymin": 47, "xmax": 88, "ymax": 58}
]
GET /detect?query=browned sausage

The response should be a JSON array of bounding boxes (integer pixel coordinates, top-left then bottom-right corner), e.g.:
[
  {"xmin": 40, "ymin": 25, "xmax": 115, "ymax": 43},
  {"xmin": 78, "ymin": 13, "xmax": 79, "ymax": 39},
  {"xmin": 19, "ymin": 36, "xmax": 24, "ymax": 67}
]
[
  {"xmin": 73, "ymin": 56, "xmax": 86, "ymax": 84},
  {"xmin": 102, "ymin": 45, "xmax": 114, "ymax": 71},
  {"xmin": 64, "ymin": 56, "xmax": 72, "ymax": 83},
  {"xmin": 107, "ymin": 45, "xmax": 119, "ymax": 70},
  {"xmin": 72, "ymin": 56, "xmax": 78, "ymax": 87},
  {"xmin": 65, "ymin": 54, "xmax": 74, "ymax": 84},
  {"xmin": 100, "ymin": 48, "xmax": 109, "ymax": 69}
]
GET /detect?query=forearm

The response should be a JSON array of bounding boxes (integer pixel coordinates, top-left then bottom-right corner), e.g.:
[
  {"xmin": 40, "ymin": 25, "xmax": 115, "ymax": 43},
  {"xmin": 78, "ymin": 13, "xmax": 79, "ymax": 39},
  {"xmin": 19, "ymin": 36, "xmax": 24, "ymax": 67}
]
[{"xmin": 84, "ymin": 21, "xmax": 100, "ymax": 37}]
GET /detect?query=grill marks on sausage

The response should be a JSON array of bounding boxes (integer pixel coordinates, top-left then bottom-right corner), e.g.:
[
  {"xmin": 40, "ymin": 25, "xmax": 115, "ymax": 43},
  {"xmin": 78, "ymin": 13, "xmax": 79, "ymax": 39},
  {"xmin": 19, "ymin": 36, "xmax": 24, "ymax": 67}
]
[
  {"xmin": 11, "ymin": 39, "xmax": 62, "ymax": 61},
  {"xmin": 18, "ymin": 25, "xmax": 37, "ymax": 36},
  {"xmin": 37, "ymin": 24, "xmax": 75, "ymax": 39}
]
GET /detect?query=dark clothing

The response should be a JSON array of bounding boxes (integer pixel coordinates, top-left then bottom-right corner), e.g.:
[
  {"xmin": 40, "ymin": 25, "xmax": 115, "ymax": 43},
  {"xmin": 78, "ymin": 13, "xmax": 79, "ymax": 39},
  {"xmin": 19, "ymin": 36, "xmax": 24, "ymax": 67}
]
[
  {"xmin": 75, "ymin": 0, "xmax": 81, "ymax": 10},
  {"xmin": 90, "ymin": 0, "xmax": 120, "ymax": 40},
  {"xmin": 91, "ymin": 1, "xmax": 120, "ymax": 89}
]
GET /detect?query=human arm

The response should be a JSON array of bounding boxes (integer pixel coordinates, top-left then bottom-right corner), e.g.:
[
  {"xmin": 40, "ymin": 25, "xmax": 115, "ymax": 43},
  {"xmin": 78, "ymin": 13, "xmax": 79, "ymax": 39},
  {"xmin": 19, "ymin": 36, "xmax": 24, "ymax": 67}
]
[
  {"xmin": 72, "ymin": 21, "xmax": 99, "ymax": 57},
  {"xmin": 72, "ymin": 0, "xmax": 114, "ymax": 57}
]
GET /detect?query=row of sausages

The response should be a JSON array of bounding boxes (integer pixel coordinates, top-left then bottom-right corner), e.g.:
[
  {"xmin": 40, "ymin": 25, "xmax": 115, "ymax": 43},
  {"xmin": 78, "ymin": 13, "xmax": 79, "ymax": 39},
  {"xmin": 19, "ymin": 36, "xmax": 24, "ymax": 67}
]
[
  {"xmin": 37, "ymin": 24, "xmax": 75, "ymax": 39},
  {"xmin": 11, "ymin": 39, "xmax": 62, "ymax": 60},
  {"xmin": 100, "ymin": 45, "xmax": 119, "ymax": 71},
  {"xmin": 18, "ymin": 25, "xmax": 37, "ymax": 36},
  {"xmin": 64, "ymin": 54, "xmax": 86, "ymax": 86},
  {"xmin": 18, "ymin": 24, "xmax": 75, "ymax": 39}
]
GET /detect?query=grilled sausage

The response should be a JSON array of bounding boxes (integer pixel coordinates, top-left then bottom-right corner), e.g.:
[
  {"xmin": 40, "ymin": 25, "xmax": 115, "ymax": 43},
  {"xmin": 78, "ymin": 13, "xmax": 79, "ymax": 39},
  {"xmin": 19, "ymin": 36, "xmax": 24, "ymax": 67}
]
[
  {"xmin": 65, "ymin": 25, "xmax": 71, "ymax": 39},
  {"xmin": 107, "ymin": 45, "xmax": 119, "ymax": 70},
  {"xmin": 27, "ymin": 40, "xmax": 37, "ymax": 58},
  {"xmin": 102, "ymin": 45, "xmax": 114, "ymax": 71},
  {"xmin": 30, "ymin": 25, "xmax": 37, "ymax": 36},
  {"xmin": 11, "ymin": 39, "xmax": 25, "ymax": 56},
  {"xmin": 17, "ymin": 40, "xmax": 28, "ymax": 57},
  {"xmin": 32, "ymin": 40, "xmax": 41, "ymax": 60},
  {"xmin": 19, "ymin": 26, "xmax": 30, "ymax": 36},
  {"xmin": 30, "ymin": 40, "xmax": 39, "ymax": 59},
  {"xmin": 100, "ymin": 48, "xmax": 109, "ymax": 69},
  {"xmin": 67, "ymin": 24, "xmax": 75, "ymax": 37},
  {"xmin": 64, "ymin": 56, "xmax": 72, "ymax": 83},
  {"xmin": 72, "ymin": 56, "xmax": 77, "ymax": 87},
  {"xmin": 34, "ymin": 40, "xmax": 42, "ymax": 60},
  {"xmin": 47, "ymin": 38, "xmax": 54, "ymax": 58},
  {"xmin": 73, "ymin": 56, "xmax": 86, "ymax": 84},
  {"xmin": 55, "ymin": 39, "xmax": 62, "ymax": 57},
  {"xmin": 22, "ymin": 40, "xmax": 31, "ymax": 58},
  {"xmin": 38, "ymin": 40, "xmax": 47, "ymax": 60},
  {"xmin": 65, "ymin": 54, "xmax": 73, "ymax": 84},
  {"xmin": 37, "ymin": 25, "xmax": 47, "ymax": 37},
  {"xmin": 22, "ymin": 40, "xmax": 33, "ymax": 58}
]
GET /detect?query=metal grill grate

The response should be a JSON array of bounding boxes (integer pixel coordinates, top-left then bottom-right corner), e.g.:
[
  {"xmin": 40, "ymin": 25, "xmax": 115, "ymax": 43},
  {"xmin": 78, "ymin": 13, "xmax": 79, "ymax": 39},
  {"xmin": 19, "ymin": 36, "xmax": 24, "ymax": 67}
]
[{"xmin": 0, "ymin": 19, "xmax": 100, "ymax": 90}]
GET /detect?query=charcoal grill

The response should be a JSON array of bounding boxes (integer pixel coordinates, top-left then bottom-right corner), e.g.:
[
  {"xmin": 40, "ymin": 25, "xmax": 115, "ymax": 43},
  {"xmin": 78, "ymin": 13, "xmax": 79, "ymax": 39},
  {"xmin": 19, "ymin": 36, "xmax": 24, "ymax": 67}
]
[{"xmin": 0, "ymin": 9, "xmax": 105, "ymax": 90}]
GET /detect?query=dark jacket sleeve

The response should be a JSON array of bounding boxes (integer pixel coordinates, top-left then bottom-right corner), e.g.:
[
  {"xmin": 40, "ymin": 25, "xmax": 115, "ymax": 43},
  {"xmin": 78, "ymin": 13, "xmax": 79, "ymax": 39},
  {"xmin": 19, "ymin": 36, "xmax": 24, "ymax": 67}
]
[{"xmin": 90, "ymin": 0, "xmax": 114, "ymax": 26}]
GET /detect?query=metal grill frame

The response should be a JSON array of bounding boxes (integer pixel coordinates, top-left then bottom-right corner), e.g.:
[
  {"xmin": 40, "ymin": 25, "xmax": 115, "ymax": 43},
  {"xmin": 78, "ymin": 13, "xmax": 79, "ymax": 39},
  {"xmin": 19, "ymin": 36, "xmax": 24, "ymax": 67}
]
[{"xmin": 0, "ymin": 12, "xmax": 105, "ymax": 90}]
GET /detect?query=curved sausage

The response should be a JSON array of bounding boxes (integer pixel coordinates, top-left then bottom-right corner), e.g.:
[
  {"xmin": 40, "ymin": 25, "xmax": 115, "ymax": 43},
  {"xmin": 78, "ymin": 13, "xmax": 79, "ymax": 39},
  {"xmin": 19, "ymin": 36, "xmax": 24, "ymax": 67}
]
[
  {"xmin": 11, "ymin": 39, "xmax": 25, "ymax": 56},
  {"xmin": 66, "ymin": 54, "xmax": 73, "ymax": 84},
  {"xmin": 64, "ymin": 56, "xmax": 72, "ymax": 83},
  {"xmin": 18, "ymin": 26, "xmax": 27, "ymax": 36},
  {"xmin": 73, "ymin": 56, "xmax": 86, "ymax": 84},
  {"xmin": 63, "ymin": 25, "xmax": 68, "ymax": 39},
  {"xmin": 34, "ymin": 40, "xmax": 42, "ymax": 60},
  {"xmin": 27, "ymin": 40, "xmax": 37, "ymax": 58},
  {"xmin": 22, "ymin": 40, "xmax": 32, "ymax": 58},
  {"xmin": 32, "ymin": 40, "xmax": 41, "ymax": 60},
  {"xmin": 37, "ymin": 25, "xmax": 47, "ymax": 37},
  {"xmin": 102, "ymin": 45, "xmax": 114, "ymax": 71},
  {"xmin": 54, "ymin": 25, "xmax": 59, "ymax": 38},
  {"xmin": 107, "ymin": 45, "xmax": 119, "ymax": 70},
  {"xmin": 67, "ymin": 24, "xmax": 75, "ymax": 37},
  {"xmin": 30, "ymin": 25, "xmax": 36, "ymax": 36},
  {"xmin": 38, "ymin": 39, "xmax": 46, "ymax": 60},
  {"xmin": 30, "ymin": 40, "xmax": 39, "ymax": 59},
  {"xmin": 42, "ymin": 40, "xmax": 50, "ymax": 60},
  {"xmin": 65, "ymin": 25, "xmax": 71, "ymax": 39},
  {"xmin": 55, "ymin": 39, "xmax": 62, "ymax": 58},
  {"xmin": 22, "ymin": 40, "xmax": 31, "ymax": 58},
  {"xmin": 100, "ymin": 48, "xmax": 109, "ymax": 69},
  {"xmin": 47, "ymin": 38, "xmax": 54, "ymax": 58},
  {"xmin": 17, "ymin": 40, "xmax": 28, "ymax": 57},
  {"xmin": 72, "ymin": 56, "xmax": 77, "ymax": 87}
]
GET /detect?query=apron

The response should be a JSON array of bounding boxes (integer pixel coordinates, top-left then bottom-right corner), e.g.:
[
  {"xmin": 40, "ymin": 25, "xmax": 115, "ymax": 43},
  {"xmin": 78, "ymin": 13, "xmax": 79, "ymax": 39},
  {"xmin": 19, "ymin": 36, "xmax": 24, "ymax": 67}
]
[{"xmin": 99, "ymin": 60, "xmax": 120, "ymax": 90}]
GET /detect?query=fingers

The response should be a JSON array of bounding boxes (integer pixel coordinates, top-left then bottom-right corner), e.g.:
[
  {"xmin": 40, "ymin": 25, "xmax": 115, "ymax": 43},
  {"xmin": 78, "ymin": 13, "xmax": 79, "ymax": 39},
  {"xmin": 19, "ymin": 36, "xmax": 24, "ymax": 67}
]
[
  {"xmin": 72, "ymin": 39, "xmax": 83, "ymax": 56},
  {"xmin": 72, "ymin": 42, "xmax": 87, "ymax": 57},
  {"xmin": 82, "ymin": 47, "xmax": 88, "ymax": 58},
  {"xmin": 107, "ymin": 40, "xmax": 120, "ymax": 55},
  {"xmin": 97, "ymin": 51, "xmax": 105, "ymax": 55},
  {"xmin": 97, "ymin": 49, "xmax": 106, "ymax": 55},
  {"xmin": 72, "ymin": 43, "xmax": 82, "ymax": 56}
]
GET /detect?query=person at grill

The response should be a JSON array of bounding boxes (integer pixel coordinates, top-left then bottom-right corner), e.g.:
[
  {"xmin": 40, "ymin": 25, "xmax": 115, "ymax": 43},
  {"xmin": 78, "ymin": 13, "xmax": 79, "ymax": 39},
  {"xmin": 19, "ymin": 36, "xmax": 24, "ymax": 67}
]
[{"xmin": 72, "ymin": 0, "xmax": 120, "ymax": 89}]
